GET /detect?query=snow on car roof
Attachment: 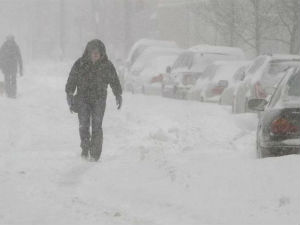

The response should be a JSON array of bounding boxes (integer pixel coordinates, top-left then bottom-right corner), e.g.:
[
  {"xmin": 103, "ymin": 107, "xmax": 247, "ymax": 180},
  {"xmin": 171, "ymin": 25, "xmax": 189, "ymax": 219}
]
[
  {"xmin": 269, "ymin": 54, "xmax": 300, "ymax": 61},
  {"xmin": 140, "ymin": 55, "xmax": 179, "ymax": 79},
  {"xmin": 189, "ymin": 45, "xmax": 245, "ymax": 59},
  {"xmin": 127, "ymin": 39, "xmax": 178, "ymax": 63},
  {"xmin": 211, "ymin": 61, "xmax": 250, "ymax": 81},
  {"xmin": 249, "ymin": 54, "xmax": 300, "ymax": 83},
  {"xmin": 131, "ymin": 46, "xmax": 182, "ymax": 72}
]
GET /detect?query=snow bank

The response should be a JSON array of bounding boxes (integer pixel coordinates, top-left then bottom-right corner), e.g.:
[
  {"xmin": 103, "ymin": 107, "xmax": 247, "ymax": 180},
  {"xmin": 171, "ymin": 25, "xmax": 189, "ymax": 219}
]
[{"xmin": 0, "ymin": 62, "xmax": 299, "ymax": 225}]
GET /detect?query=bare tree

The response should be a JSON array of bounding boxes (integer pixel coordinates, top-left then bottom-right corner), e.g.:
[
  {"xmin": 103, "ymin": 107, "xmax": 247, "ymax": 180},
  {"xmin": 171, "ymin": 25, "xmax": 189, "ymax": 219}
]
[
  {"xmin": 275, "ymin": 0, "xmax": 300, "ymax": 54},
  {"xmin": 190, "ymin": 0, "xmax": 277, "ymax": 55},
  {"xmin": 59, "ymin": 0, "xmax": 65, "ymax": 60}
]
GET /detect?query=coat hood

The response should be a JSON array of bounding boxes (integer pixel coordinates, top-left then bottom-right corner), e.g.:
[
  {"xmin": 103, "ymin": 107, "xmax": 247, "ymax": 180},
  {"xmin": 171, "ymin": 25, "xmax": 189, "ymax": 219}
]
[{"xmin": 82, "ymin": 39, "xmax": 108, "ymax": 62}]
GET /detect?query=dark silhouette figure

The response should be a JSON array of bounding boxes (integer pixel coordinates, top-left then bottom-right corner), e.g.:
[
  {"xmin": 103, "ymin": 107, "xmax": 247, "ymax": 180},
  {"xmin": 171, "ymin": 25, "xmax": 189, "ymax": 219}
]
[
  {"xmin": 0, "ymin": 36, "xmax": 23, "ymax": 98},
  {"xmin": 65, "ymin": 39, "xmax": 122, "ymax": 161}
]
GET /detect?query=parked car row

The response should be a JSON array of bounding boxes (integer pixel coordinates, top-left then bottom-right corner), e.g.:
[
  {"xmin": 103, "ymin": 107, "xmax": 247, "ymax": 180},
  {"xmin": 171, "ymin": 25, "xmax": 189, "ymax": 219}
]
[{"xmin": 121, "ymin": 39, "xmax": 300, "ymax": 158}]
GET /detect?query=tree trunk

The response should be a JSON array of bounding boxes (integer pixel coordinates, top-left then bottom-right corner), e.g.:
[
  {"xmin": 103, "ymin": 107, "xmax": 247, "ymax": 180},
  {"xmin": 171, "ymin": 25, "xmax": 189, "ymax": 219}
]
[
  {"xmin": 228, "ymin": 0, "xmax": 236, "ymax": 47},
  {"xmin": 59, "ymin": 0, "xmax": 65, "ymax": 60},
  {"xmin": 253, "ymin": 0, "xmax": 261, "ymax": 55}
]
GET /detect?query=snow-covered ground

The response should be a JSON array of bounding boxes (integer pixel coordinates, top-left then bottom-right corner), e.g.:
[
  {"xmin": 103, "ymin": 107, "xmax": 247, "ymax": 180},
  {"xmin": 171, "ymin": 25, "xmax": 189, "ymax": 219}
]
[{"xmin": 0, "ymin": 62, "xmax": 299, "ymax": 225}]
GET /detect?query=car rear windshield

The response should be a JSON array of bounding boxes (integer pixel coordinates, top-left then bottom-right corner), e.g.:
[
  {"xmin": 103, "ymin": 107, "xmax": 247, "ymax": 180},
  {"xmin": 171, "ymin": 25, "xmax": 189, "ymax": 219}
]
[
  {"xmin": 288, "ymin": 71, "xmax": 300, "ymax": 96},
  {"xmin": 268, "ymin": 62, "xmax": 293, "ymax": 76},
  {"xmin": 172, "ymin": 52, "xmax": 194, "ymax": 70}
]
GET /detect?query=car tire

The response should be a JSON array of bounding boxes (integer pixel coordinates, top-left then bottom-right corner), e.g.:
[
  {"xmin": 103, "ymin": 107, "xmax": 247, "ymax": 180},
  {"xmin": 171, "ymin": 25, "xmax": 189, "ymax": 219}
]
[
  {"xmin": 219, "ymin": 98, "xmax": 222, "ymax": 105},
  {"xmin": 244, "ymin": 97, "xmax": 249, "ymax": 113},
  {"xmin": 173, "ymin": 86, "xmax": 178, "ymax": 99},
  {"xmin": 257, "ymin": 141, "xmax": 271, "ymax": 158},
  {"xmin": 142, "ymin": 86, "xmax": 145, "ymax": 95}
]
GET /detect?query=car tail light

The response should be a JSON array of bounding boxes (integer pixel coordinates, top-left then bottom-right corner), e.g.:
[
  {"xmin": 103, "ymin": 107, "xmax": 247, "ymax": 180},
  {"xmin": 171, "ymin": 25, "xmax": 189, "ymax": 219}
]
[
  {"xmin": 151, "ymin": 74, "xmax": 163, "ymax": 83},
  {"xmin": 212, "ymin": 86, "xmax": 225, "ymax": 95},
  {"xmin": 270, "ymin": 118, "xmax": 299, "ymax": 135},
  {"xmin": 255, "ymin": 82, "xmax": 267, "ymax": 98}
]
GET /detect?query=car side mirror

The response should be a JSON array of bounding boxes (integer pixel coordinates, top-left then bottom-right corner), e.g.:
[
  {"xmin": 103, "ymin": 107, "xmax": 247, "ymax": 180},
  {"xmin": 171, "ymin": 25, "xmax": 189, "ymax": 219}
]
[{"xmin": 248, "ymin": 98, "xmax": 268, "ymax": 111}]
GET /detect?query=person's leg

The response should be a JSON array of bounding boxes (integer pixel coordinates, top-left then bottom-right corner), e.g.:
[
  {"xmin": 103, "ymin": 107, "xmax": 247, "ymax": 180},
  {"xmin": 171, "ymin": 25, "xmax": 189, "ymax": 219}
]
[
  {"xmin": 4, "ymin": 73, "xmax": 11, "ymax": 97},
  {"xmin": 78, "ymin": 102, "xmax": 91, "ymax": 158},
  {"xmin": 90, "ymin": 99, "xmax": 106, "ymax": 161},
  {"xmin": 11, "ymin": 73, "xmax": 17, "ymax": 98}
]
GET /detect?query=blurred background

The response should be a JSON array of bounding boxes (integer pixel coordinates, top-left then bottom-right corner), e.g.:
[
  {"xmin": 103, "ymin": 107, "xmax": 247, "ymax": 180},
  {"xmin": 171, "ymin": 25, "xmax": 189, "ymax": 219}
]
[{"xmin": 0, "ymin": 0, "xmax": 299, "ymax": 62}]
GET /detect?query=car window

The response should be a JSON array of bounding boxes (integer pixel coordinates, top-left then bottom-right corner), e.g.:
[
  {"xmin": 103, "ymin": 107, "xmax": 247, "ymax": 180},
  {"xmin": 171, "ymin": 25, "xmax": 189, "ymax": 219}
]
[
  {"xmin": 268, "ymin": 80, "xmax": 285, "ymax": 108},
  {"xmin": 233, "ymin": 66, "xmax": 246, "ymax": 81},
  {"xmin": 172, "ymin": 52, "xmax": 194, "ymax": 70},
  {"xmin": 131, "ymin": 45, "xmax": 147, "ymax": 65},
  {"xmin": 267, "ymin": 62, "xmax": 292, "ymax": 77},
  {"xmin": 248, "ymin": 57, "xmax": 266, "ymax": 74},
  {"xmin": 261, "ymin": 62, "xmax": 296, "ymax": 88},
  {"xmin": 287, "ymin": 71, "xmax": 300, "ymax": 96},
  {"xmin": 202, "ymin": 65, "xmax": 219, "ymax": 79}
]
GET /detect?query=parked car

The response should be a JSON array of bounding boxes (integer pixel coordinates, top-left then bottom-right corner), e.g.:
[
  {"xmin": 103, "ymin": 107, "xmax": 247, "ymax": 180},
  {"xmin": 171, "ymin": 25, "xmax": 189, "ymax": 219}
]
[
  {"xmin": 233, "ymin": 54, "xmax": 300, "ymax": 114},
  {"xmin": 187, "ymin": 61, "xmax": 249, "ymax": 102},
  {"xmin": 125, "ymin": 46, "xmax": 182, "ymax": 94},
  {"xmin": 220, "ymin": 62, "xmax": 250, "ymax": 106},
  {"xmin": 162, "ymin": 45, "xmax": 246, "ymax": 99},
  {"xmin": 248, "ymin": 67, "xmax": 300, "ymax": 158},
  {"xmin": 126, "ymin": 39, "xmax": 178, "ymax": 69}
]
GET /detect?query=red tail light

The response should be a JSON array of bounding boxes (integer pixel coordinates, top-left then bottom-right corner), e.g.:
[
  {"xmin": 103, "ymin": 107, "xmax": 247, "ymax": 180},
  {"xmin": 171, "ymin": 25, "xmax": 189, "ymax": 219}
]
[
  {"xmin": 255, "ymin": 82, "xmax": 267, "ymax": 98},
  {"xmin": 212, "ymin": 86, "xmax": 225, "ymax": 95},
  {"xmin": 270, "ymin": 118, "xmax": 299, "ymax": 135},
  {"xmin": 151, "ymin": 74, "xmax": 163, "ymax": 83}
]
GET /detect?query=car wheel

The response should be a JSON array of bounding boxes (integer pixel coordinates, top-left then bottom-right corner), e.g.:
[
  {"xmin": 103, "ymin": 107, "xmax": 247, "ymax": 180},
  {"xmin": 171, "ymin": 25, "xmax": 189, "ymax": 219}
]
[
  {"xmin": 219, "ymin": 98, "xmax": 222, "ymax": 105},
  {"xmin": 161, "ymin": 85, "xmax": 165, "ymax": 96},
  {"xmin": 257, "ymin": 141, "xmax": 271, "ymax": 158},
  {"xmin": 244, "ymin": 97, "xmax": 249, "ymax": 113},
  {"xmin": 173, "ymin": 86, "xmax": 178, "ymax": 99}
]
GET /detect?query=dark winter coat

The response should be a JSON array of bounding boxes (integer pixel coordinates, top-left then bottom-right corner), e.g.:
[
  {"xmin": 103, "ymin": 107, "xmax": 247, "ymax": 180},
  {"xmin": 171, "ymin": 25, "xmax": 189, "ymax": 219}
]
[
  {"xmin": 65, "ymin": 40, "xmax": 122, "ymax": 104},
  {"xmin": 0, "ymin": 39, "xmax": 23, "ymax": 75}
]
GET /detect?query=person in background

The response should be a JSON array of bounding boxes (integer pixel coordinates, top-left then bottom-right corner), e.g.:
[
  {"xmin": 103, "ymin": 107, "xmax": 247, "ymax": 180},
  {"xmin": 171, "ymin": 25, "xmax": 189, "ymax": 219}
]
[
  {"xmin": 0, "ymin": 35, "xmax": 23, "ymax": 98},
  {"xmin": 65, "ymin": 39, "xmax": 122, "ymax": 161}
]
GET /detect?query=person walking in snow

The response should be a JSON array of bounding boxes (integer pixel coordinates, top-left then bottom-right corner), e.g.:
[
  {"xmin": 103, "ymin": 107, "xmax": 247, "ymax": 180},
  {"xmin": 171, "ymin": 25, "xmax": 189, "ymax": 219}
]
[
  {"xmin": 0, "ymin": 35, "xmax": 23, "ymax": 98},
  {"xmin": 65, "ymin": 39, "xmax": 122, "ymax": 161}
]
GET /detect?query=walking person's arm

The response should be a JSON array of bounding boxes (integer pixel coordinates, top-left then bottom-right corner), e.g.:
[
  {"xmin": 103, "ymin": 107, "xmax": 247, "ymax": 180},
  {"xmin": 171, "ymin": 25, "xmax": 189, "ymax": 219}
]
[
  {"xmin": 108, "ymin": 62, "xmax": 123, "ymax": 110},
  {"xmin": 65, "ymin": 60, "xmax": 80, "ymax": 113},
  {"xmin": 16, "ymin": 45, "xmax": 23, "ymax": 76}
]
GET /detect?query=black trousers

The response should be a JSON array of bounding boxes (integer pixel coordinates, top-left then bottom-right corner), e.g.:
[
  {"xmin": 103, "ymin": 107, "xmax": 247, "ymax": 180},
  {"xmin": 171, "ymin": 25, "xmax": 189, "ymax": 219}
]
[
  {"xmin": 4, "ymin": 72, "xmax": 17, "ymax": 98},
  {"xmin": 78, "ymin": 99, "xmax": 106, "ymax": 161}
]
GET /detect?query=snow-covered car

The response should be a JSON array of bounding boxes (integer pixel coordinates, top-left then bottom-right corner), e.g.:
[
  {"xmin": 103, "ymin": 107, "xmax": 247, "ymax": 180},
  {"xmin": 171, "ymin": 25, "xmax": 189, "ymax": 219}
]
[
  {"xmin": 187, "ymin": 61, "xmax": 249, "ymax": 103},
  {"xmin": 122, "ymin": 39, "xmax": 177, "ymax": 81},
  {"xmin": 162, "ymin": 45, "xmax": 246, "ymax": 99},
  {"xmin": 219, "ymin": 62, "xmax": 251, "ymax": 106},
  {"xmin": 233, "ymin": 54, "xmax": 300, "ymax": 114},
  {"xmin": 125, "ymin": 46, "xmax": 182, "ymax": 94},
  {"xmin": 248, "ymin": 67, "xmax": 300, "ymax": 158},
  {"xmin": 125, "ymin": 39, "xmax": 178, "ymax": 69}
]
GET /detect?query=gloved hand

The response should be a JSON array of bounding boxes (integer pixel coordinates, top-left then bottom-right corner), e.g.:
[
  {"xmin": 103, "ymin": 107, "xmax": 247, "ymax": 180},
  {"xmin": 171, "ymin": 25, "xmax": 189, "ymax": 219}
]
[
  {"xmin": 116, "ymin": 95, "xmax": 122, "ymax": 110},
  {"xmin": 66, "ymin": 94, "xmax": 74, "ymax": 113}
]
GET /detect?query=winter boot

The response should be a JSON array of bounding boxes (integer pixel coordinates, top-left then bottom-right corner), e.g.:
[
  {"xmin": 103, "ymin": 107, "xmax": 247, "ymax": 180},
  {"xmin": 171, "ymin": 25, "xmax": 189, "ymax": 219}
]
[{"xmin": 81, "ymin": 139, "xmax": 91, "ymax": 159}]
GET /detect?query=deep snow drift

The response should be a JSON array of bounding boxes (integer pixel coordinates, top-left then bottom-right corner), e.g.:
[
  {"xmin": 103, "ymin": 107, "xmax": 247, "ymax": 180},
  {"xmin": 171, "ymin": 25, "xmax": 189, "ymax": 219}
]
[{"xmin": 0, "ymin": 62, "xmax": 299, "ymax": 225}]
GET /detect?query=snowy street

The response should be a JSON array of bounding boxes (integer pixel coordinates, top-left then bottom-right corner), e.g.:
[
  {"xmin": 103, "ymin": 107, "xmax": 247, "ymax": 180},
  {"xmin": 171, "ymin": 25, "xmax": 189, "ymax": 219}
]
[{"xmin": 0, "ymin": 63, "xmax": 299, "ymax": 225}]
